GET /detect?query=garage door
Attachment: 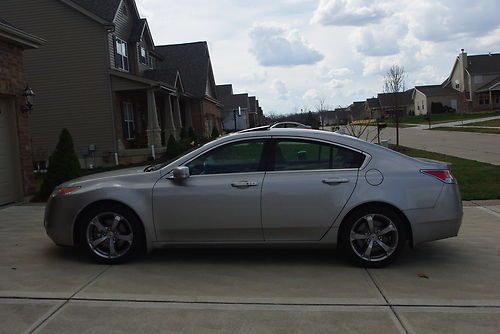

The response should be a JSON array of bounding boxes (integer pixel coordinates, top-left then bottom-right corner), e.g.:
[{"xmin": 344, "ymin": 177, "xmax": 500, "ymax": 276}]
[{"xmin": 0, "ymin": 98, "xmax": 21, "ymax": 206}]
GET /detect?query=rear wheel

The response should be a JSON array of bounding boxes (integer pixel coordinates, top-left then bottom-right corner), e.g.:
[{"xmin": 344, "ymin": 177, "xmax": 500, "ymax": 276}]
[
  {"xmin": 79, "ymin": 204, "xmax": 145, "ymax": 264},
  {"xmin": 341, "ymin": 207, "xmax": 407, "ymax": 267}
]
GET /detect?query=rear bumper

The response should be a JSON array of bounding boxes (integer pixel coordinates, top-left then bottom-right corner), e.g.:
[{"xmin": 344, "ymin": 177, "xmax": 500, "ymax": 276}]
[{"xmin": 404, "ymin": 183, "xmax": 463, "ymax": 246}]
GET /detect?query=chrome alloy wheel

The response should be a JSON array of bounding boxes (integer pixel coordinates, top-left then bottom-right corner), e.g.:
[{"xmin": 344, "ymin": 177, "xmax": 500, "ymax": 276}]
[
  {"xmin": 349, "ymin": 214, "xmax": 399, "ymax": 262},
  {"xmin": 86, "ymin": 212, "xmax": 134, "ymax": 259}
]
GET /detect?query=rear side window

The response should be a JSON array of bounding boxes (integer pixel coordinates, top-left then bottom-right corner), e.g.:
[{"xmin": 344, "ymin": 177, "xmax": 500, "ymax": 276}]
[{"xmin": 273, "ymin": 139, "xmax": 365, "ymax": 171}]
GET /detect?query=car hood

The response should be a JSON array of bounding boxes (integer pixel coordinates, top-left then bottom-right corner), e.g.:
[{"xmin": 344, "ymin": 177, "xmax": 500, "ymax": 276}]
[{"xmin": 64, "ymin": 166, "xmax": 148, "ymax": 186}]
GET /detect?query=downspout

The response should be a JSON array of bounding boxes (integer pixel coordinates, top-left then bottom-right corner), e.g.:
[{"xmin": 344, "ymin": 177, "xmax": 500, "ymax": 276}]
[{"xmin": 104, "ymin": 24, "xmax": 119, "ymax": 164}]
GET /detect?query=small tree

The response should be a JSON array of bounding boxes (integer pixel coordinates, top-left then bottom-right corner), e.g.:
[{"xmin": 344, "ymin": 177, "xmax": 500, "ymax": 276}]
[
  {"xmin": 165, "ymin": 135, "xmax": 179, "ymax": 159},
  {"xmin": 40, "ymin": 129, "xmax": 80, "ymax": 198},
  {"xmin": 383, "ymin": 65, "xmax": 406, "ymax": 146},
  {"xmin": 188, "ymin": 127, "xmax": 197, "ymax": 144},
  {"xmin": 179, "ymin": 127, "xmax": 187, "ymax": 140},
  {"xmin": 210, "ymin": 126, "xmax": 220, "ymax": 139}
]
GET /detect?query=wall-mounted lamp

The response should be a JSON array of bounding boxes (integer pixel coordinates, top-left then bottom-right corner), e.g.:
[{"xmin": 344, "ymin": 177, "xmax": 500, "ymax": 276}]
[{"xmin": 22, "ymin": 85, "xmax": 34, "ymax": 112}]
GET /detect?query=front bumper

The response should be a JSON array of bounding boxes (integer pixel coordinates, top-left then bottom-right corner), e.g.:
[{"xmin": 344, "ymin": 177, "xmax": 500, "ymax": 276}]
[
  {"xmin": 44, "ymin": 195, "xmax": 80, "ymax": 247},
  {"xmin": 404, "ymin": 183, "xmax": 463, "ymax": 246}
]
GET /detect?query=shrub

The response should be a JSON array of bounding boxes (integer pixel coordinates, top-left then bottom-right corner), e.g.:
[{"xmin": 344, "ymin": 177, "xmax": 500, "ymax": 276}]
[
  {"xmin": 40, "ymin": 129, "xmax": 81, "ymax": 198},
  {"xmin": 188, "ymin": 127, "xmax": 197, "ymax": 144},
  {"xmin": 165, "ymin": 135, "xmax": 180, "ymax": 160},
  {"xmin": 211, "ymin": 126, "xmax": 220, "ymax": 139},
  {"xmin": 180, "ymin": 127, "xmax": 187, "ymax": 140}
]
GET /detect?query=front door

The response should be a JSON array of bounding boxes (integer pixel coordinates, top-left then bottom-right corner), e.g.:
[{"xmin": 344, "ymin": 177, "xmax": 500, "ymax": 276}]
[
  {"xmin": 153, "ymin": 138, "xmax": 267, "ymax": 241},
  {"xmin": 261, "ymin": 138, "xmax": 365, "ymax": 241}
]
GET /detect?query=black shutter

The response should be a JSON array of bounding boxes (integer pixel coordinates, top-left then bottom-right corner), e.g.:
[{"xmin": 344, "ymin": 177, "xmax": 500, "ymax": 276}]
[{"xmin": 112, "ymin": 35, "xmax": 118, "ymax": 68}]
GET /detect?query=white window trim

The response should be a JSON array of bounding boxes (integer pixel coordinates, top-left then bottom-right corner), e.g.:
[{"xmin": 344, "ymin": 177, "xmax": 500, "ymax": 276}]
[
  {"xmin": 115, "ymin": 37, "xmax": 129, "ymax": 71},
  {"xmin": 123, "ymin": 102, "xmax": 135, "ymax": 140}
]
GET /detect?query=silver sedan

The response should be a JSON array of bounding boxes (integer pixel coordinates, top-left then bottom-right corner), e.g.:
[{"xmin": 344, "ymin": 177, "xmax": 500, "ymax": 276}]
[{"xmin": 45, "ymin": 127, "xmax": 462, "ymax": 267}]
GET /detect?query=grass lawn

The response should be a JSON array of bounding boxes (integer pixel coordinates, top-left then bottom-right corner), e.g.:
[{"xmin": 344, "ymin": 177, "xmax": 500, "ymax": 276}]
[
  {"xmin": 466, "ymin": 119, "xmax": 500, "ymax": 127},
  {"xmin": 391, "ymin": 145, "xmax": 500, "ymax": 200},
  {"xmin": 389, "ymin": 111, "xmax": 500, "ymax": 125},
  {"xmin": 429, "ymin": 127, "xmax": 500, "ymax": 134}
]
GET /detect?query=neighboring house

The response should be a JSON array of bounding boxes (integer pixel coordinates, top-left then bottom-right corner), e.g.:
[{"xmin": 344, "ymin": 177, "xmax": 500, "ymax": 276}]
[
  {"xmin": 377, "ymin": 89, "xmax": 414, "ymax": 117},
  {"xmin": 0, "ymin": 0, "xmax": 222, "ymax": 166},
  {"xmin": 154, "ymin": 42, "xmax": 223, "ymax": 137},
  {"xmin": 248, "ymin": 96, "xmax": 258, "ymax": 128},
  {"xmin": 346, "ymin": 101, "xmax": 368, "ymax": 121},
  {"xmin": 0, "ymin": 18, "xmax": 44, "ymax": 205},
  {"xmin": 413, "ymin": 85, "xmax": 459, "ymax": 116},
  {"xmin": 216, "ymin": 84, "xmax": 251, "ymax": 131},
  {"xmin": 365, "ymin": 97, "xmax": 381, "ymax": 119},
  {"xmin": 442, "ymin": 49, "xmax": 500, "ymax": 112}
]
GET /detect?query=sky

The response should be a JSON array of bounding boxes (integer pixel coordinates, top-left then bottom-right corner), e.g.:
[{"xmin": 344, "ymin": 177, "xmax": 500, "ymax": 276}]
[{"xmin": 135, "ymin": 0, "xmax": 500, "ymax": 115}]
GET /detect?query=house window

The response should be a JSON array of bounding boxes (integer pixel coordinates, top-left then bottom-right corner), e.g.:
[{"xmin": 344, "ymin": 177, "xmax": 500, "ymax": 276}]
[
  {"xmin": 496, "ymin": 95, "xmax": 500, "ymax": 105},
  {"xmin": 139, "ymin": 47, "xmax": 148, "ymax": 65},
  {"xmin": 123, "ymin": 102, "xmax": 135, "ymax": 140},
  {"xmin": 115, "ymin": 37, "xmax": 129, "ymax": 71},
  {"xmin": 479, "ymin": 94, "xmax": 490, "ymax": 105}
]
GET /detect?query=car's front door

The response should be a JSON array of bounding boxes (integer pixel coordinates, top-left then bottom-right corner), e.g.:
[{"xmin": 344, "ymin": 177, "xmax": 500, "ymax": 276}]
[
  {"xmin": 152, "ymin": 138, "xmax": 268, "ymax": 241},
  {"xmin": 261, "ymin": 138, "xmax": 366, "ymax": 241}
]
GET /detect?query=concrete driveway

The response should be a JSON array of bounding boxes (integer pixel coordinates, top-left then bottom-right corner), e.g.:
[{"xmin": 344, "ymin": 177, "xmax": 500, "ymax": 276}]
[{"xmin": 1, "ymin": 203, "xmax": 500, "ymax": 334}]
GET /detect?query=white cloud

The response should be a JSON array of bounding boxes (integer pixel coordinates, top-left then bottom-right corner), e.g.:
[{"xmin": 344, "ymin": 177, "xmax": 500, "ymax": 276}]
[
  {"xmin": 249, "ymin": 24, "xmax": 324, "ymax": 66},
  {"xmin": 353, "ymin": 19, "xmax": 408, "ymax": 57},
  {"xmin": 272, "ymin": 80, "xmax": 289, "ymax": 100},
  {"xmin": 312, "ymin": 0, "xmax": 388, "ymax": 26}
]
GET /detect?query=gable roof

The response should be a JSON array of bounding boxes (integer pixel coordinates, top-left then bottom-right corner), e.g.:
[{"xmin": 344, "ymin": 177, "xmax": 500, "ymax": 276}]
[
  {"xmin": 156, "ymin": 41, "xmax": 217, "ymax": 99},
  {"xmin": 415, "ymin": 85, "xmax": 459, "ymax": 97},
  {"xmin": 476, "ymin": 76, "xmax": 500, "ymax": 92},
  {"xmin": 130, "ymin": 18, "xmax": 155, "ymax": 46},
  {"xmin": 366, "ymin": 97, "xmax": 380, "ymax": 109},
  {"xmin": 67, "ymin": 0, "xmax": 122, "ymax": 22},
  {"xmin": 144, "ymin": 69, "xmax": 182, "ymax": 89},
  {"xmin": 467, "ymin": 53, "xmax": 500, "ymax": 74},
  {"xmin": 378, "ymin": 90, "xmax": 413, "ymax": 107},
  {"xmin": 216, "ymin": 84, "xmax": 234, "ymax": 98},
  {"xmin": 0, "ymin": 17, "xmax": 45, "ymax": 49}
]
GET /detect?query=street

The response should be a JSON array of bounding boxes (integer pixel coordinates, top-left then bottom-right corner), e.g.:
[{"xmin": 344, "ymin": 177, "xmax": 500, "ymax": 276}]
[{"xmin": 1, "ymin": 203, "xmax": 500, "ymax": 333}]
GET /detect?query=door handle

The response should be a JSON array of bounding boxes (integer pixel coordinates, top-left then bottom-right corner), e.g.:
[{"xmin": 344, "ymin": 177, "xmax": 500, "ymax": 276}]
[
  {"xmin": 231, "ymin": 181, "xmax": 259, "ymax": 188},
  {"xmin": 322, "ymin": 178, "xmax": 349, "ymax": 185}
]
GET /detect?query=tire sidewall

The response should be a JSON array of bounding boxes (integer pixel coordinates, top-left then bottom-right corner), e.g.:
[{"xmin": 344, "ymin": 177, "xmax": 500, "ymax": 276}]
[
  {"xmin": 341, "ymin": 206, "xmax": 407, "ymax": 268},
  {"xmin": 79, "ymin": 204, "xmax": 145, "ymax": 264}
]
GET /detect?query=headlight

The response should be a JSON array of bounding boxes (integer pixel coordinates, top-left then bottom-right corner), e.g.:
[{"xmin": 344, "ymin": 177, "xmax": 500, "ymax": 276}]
[{"xmin": 51, "ymin": 186, "xmax": 81, "ymax": 197}]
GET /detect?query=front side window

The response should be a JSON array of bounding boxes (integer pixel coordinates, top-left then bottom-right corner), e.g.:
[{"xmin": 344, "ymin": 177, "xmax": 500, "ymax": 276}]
[
  {"xmin": 115, "ymin": 37, "xmax": 129, "ymax": 71},
  {"xmin": 273, "ymin": 139, "xmax": 365, "ymax": 171},
  {"xmin": 123, "ymin": 102, "xmax": 135, "ymax": 140},
  {"xmin": 479, "ymin": 94, "xmax": 490, "ymax": 105},
  {"xmin": 139, "ymin": 47, "xmax": 149, "ymax": 66},
  {"xmin": 186, "ymin": 140, "xmax": 265, "ymax": 176}
]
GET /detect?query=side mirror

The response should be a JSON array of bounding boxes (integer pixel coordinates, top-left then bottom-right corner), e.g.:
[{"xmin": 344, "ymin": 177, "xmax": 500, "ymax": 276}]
[{"xmin": 172, "ymin": 166, "xmax": 190, "ymax": 179}]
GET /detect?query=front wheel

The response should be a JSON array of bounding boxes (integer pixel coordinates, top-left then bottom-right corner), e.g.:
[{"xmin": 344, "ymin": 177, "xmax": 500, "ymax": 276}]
[
  {"xmin": 79, "ymin": 204, "xmax": 145, "ymax": 264},
  {"xmin": 341, "ymin": 207, "xmax": 407, "ymax": 267}
]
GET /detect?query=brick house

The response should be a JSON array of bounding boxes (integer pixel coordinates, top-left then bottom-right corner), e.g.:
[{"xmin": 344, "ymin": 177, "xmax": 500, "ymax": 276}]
[
  {"xmin": 0, "ymin": 0, "xmax": 223, "ymax": 167},
  {"xmin": 0, "ymin": 18, "xmax": 44, "ymax": 205}
]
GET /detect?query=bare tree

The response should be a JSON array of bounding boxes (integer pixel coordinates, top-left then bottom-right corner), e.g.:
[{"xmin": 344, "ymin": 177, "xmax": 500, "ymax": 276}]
[
  {"xmin": 383, "ymin": 65, "xmax": 406, "ymax": 146},
  {"xmin": 343, "ymin": 118, "xmax": 379, "ymax": 143},
  {"xmin": 315, "ymin": 96, "xmax": 328, "ymax": 129}
]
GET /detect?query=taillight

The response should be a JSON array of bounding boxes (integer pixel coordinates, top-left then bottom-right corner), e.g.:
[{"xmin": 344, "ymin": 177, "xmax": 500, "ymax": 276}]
[{"xmin": 420, "ymin": 169, "xmax": 455, "ymax": 184}]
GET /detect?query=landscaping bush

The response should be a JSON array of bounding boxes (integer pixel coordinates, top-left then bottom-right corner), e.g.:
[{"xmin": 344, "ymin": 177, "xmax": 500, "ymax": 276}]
[
  {"xmin": 40, "ymin": 129, "xmax": 81, "ymax": 198},
  {"xmin": 211, "ymin": 126, "xmax": 220, "ymax": 139},
  {"xmin": 188, "ymin": 126, "xmax": 197, "ymax": 144}
]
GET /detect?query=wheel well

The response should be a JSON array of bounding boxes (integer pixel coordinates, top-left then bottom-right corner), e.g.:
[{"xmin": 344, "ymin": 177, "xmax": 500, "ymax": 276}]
[
  {"xmin": 73, "ymin": 200, "xmax": 146, "ymax": 246},
  {"xmin": 337, "ymin": 202, "xmax": 413, "ymax": 245}
]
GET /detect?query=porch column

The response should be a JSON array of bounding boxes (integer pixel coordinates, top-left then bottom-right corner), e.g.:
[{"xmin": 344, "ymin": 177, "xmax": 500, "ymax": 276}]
[
  {"xmin": 163, "ymin": 94, "xmax": 176, "ymax": 139},
  {"xmin": 172, "ymin": 95, "xmax": 183, "ymax": 132},
  {"xmin": 146, "ymin": 89, "xmax": 162, "ymax": 148},
  {"xmin": 490, "ymin": 89, "xmax": 493, "ymax": 110}
]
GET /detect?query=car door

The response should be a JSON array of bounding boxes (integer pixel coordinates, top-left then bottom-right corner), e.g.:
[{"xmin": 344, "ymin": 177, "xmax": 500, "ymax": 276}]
[
  {"xmin": 261, "ymin": 137, "xmax": 366, "ymax": 241},
  {"xmin": 152, "ymin": 138, "xmax": 268, "ymax": 241}
]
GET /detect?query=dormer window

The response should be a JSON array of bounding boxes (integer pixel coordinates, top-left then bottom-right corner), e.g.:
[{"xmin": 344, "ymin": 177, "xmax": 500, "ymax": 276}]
[
  {"xmin": 140, "ymin": 47, "xmax": 148, "ymax": 65},
  {"xmin": 115, "ymin": 37, "xmax": 129, "ymax": 71}
]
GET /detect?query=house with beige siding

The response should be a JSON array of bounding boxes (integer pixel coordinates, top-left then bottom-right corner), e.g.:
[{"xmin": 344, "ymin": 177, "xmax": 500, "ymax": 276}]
[
  {"xmin": 0, "ymin": 0, "xmax": 223, "ymax": 167},
  {"xmin": 442, "ymin": 49, "xmax": 500, "ymax": 112},
  {"xmin": 413, "ymin": 85, "xmax": 459, "ymax": 116}
]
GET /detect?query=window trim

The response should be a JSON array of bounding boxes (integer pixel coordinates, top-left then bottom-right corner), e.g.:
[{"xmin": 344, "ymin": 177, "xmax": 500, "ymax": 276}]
[
  {"xmin": 268, "ymin": 136, "xmax": 370, "ymax": 172},
  {"xmin": 183, "ymin": 138, "xmax": 270, "ymax": 177},
  {"xmin": 115, "ymin": 37, "xmax": 129, "ymax": 71},
  {"xmin": 123, "ymin": 102, "xmax": 135, "ymax": 140}
]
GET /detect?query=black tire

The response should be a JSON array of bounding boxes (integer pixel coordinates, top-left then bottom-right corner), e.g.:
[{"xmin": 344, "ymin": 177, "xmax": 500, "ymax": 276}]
[
  {"xmin": 78, "ymin": 203, "xmax": 145, "ymax": 264},
  {"xmin": 340, "ymin": 206, "xmax": 407, "ymax": 268}
]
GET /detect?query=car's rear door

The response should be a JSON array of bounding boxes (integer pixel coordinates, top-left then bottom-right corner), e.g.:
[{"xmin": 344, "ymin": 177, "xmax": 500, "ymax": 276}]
[
  {"xmin": 261, "ymin": 137, "xmax": 366, "ymax": 241},
  {"xmin": 152, "ymin": 138, "xmax": 268, "ymax": 242}
]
